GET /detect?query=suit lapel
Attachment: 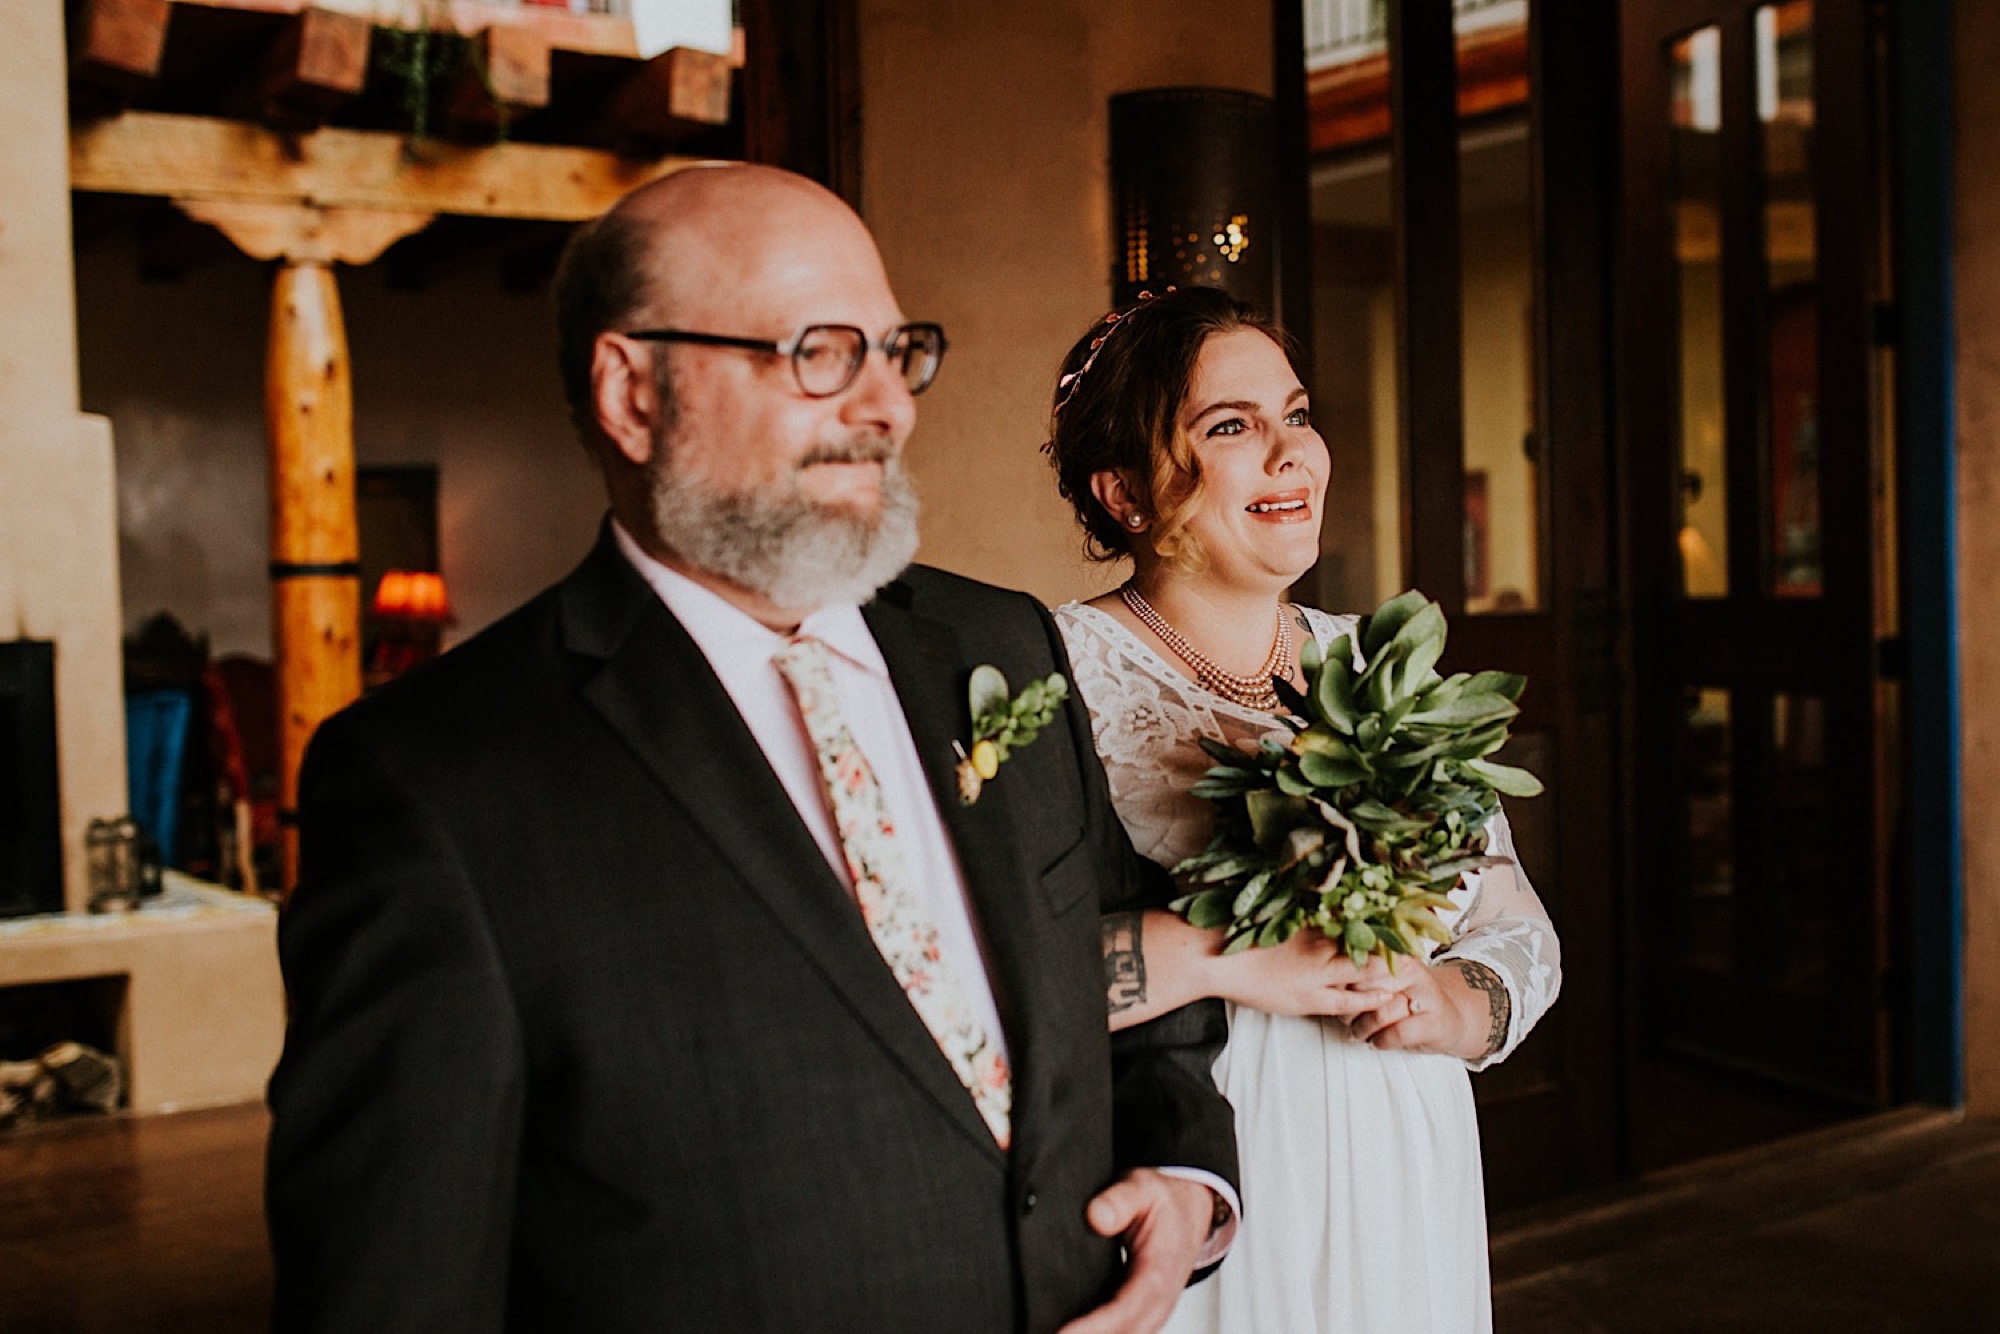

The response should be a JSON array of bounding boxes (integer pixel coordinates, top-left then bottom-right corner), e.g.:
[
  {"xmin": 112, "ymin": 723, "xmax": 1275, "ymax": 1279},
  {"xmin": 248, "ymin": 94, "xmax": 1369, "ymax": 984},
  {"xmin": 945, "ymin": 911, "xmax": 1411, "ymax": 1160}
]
[
  {"xmin": 863, "ymin": 590, "xmax": 1052, "ymax": 1161},
  {"xmin": 558, "ymin": 543, "xmax": 1003, "ymax": 1160}
]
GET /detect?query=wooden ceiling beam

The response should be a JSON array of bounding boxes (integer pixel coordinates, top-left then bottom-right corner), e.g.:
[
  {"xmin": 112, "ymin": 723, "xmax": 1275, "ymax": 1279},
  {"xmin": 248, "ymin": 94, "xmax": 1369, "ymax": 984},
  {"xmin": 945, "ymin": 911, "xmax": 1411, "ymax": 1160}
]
[
  {"xmin": 70, "ymin": 0, "xmax": 171, "ymax": 96},
  {"xmin": 154, "ymin": 0, "xmax": 654, "ymax": 59},
  {"xmin": 71, "ymin": 112, "xmax": 700, "ymax": 222},
  {"xmin": 240, "ymin": 6, "xmax": 372, "ymax": 127},
  {"xmin": 592, "ymin": 46, "xmax": 733, "ymax": 152},
  {"xmin": 447, "ymin": 25, "xmax": 551, "ymax": 134}
]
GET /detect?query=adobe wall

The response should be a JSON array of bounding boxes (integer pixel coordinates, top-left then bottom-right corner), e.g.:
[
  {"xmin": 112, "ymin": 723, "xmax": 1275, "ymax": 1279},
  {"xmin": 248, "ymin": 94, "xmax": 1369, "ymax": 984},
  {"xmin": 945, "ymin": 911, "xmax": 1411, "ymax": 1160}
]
[
  {"xmin": 0, "ymin": 0, "xmax": 129, "ymax": 913},
  {"xmin": 1955, "ymin": 0, "xmax": 2000, "ymax": 1118}
]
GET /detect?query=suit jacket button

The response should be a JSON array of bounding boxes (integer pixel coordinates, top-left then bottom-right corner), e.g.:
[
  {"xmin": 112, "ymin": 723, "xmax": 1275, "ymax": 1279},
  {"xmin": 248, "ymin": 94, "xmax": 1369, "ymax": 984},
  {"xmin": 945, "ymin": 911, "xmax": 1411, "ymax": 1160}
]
[{"xmin": 1021, "ymin": 1190, "xmax": 1038, "ymax": 1215}]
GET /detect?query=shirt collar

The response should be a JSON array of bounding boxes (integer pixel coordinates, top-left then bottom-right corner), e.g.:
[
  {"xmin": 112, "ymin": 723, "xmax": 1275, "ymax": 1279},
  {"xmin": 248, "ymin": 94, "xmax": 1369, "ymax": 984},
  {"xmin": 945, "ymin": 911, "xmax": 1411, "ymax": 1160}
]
[{"xmin": 610, "ymin": 517, "xmax": 890, "ymax": 678}]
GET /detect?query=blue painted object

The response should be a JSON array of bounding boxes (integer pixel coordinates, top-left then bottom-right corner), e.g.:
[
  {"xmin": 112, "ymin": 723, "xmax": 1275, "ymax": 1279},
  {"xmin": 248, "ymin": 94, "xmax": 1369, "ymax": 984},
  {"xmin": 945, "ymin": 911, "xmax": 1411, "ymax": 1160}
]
[{"xmin": 125, "ymin": 689, "xmax": 193, "ymax": 869}]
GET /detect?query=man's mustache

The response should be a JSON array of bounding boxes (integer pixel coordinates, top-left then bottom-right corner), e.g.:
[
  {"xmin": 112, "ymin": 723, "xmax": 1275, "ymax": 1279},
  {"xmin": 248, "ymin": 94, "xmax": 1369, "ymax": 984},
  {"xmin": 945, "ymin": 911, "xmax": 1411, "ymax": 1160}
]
[{"xmin": 799, "ymin": 439, "xmax": 896, "ymax": 468}]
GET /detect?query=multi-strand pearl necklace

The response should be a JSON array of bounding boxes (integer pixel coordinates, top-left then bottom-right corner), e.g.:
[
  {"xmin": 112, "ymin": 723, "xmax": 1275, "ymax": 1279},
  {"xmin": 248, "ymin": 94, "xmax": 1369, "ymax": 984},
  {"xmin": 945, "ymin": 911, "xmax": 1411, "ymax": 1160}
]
[{"xmin": 1119, "ymin": 582, "xmax": 1292, "ymax": 713}]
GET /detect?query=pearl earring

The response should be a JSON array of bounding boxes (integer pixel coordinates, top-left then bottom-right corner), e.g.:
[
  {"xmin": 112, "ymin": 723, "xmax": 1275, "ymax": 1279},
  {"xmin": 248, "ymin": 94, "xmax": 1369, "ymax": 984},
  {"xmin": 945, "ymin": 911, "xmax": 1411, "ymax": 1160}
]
[{"xmin": 1126, "ymin": 513, "xmax": 1145, "ymax": 530}]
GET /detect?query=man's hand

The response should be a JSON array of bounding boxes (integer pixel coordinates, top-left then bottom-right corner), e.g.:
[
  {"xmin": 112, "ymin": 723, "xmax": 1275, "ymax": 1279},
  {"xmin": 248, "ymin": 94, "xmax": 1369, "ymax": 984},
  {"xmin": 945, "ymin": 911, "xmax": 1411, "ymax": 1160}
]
[{"xmin": 1057, "ymin": 1169, "xmax": 1216, "ymax": 1334}]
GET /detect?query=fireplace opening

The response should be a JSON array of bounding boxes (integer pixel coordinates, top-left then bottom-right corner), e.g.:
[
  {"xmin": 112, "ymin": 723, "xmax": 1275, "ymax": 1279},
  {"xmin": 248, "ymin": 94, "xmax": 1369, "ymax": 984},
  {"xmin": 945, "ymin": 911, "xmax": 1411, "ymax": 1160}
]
[
  {"xmin": 0, "ymin": 975, "xmax": 129, "ymax": 1126},
  {"xmin": 0, "ymin": 641, "xmax": 64, "ymax": 919}
]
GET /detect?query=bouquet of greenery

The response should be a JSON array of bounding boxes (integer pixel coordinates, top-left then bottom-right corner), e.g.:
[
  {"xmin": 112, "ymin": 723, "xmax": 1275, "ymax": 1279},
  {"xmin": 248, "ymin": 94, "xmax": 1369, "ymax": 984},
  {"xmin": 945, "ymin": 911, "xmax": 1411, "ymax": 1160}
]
[{"xmin": 1171, "ymin": 591, "xmax": 1543, "ymax": 963}]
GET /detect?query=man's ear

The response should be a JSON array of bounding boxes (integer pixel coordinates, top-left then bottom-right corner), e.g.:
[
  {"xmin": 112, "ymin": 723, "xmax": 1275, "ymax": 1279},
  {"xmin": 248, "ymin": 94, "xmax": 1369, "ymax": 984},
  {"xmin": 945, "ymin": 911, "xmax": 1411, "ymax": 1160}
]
[
  {"xmin": 591, "ymin": 333, "xmax": 660, "ymax": 467},
  {"xmin": 1088, "ymin": 468, "xmax": 1146, "ymax": 530}
]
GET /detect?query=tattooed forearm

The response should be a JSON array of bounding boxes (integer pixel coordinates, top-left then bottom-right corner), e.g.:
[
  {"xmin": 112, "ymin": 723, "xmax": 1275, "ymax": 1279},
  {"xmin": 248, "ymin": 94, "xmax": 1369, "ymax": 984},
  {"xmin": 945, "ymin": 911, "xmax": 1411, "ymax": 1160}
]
[
  {"xmin": 1103, "ymin": 912, "xmax": 1147, "ymax": 1015},
  {"xmin": 1447, "ymin": 960, "xmax": 1511, "ymax": 1057}
]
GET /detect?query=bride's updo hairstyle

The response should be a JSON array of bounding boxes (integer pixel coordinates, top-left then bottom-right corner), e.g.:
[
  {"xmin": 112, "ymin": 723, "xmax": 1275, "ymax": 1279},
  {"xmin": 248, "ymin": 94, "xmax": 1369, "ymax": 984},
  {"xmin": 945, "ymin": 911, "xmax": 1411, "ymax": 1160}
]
[{"xmin": 1045, "ymin": 285, "xmax": 1293, "ymax": 570}]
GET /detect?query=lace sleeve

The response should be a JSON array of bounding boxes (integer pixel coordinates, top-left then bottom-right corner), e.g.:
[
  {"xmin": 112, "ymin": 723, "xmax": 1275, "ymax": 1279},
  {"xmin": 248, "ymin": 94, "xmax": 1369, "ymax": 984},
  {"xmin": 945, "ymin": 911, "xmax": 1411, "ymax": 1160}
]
[{"xmin": 1435, "ymin": 806, "xmax": 1562, "ymax": 1071}]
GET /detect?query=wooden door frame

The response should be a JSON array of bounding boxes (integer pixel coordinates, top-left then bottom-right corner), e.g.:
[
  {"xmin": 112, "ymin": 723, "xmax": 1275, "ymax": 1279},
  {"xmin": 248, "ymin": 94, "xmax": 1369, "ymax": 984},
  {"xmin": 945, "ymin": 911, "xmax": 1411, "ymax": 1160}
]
[
  {"xmin": 1619, "ymin": 0, "xmax": 1896, "ymax": 1103},
  {"xmin": 1279, "ymin": 0, "xmax": 1627, "ymax": 1204},
  {"xmin": 739, "ymin": 0, "xmax": 862, "ymax": 204},
  {"xmin": 1888, "ymin": 0, "xmax": 1962, "ymax": 1108}
]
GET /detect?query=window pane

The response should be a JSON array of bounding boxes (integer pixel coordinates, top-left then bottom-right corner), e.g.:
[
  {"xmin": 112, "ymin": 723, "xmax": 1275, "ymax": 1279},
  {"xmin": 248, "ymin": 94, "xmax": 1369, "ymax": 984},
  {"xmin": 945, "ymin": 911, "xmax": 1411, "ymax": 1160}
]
[
  {"xmin": 1761, "ymin": 2, "xmax": 1821, "ymax": 596},
  {"xmin": 1671, "ymin": 27, "xmax": 1728, "ymax": 598},
  {"xmin": 1308, "ymin": 155, "xmax": 1404, "ymax": 612},
  {"xmin": 1682, "ymin": 687, "xmax": 1733, "ymax": 967},
  {"xmin": 1771, "ymin": 692, "xmax": 1833, "ymax": 989},
  {"xmin": 1458, "ymin": 10, "xmax": 1540, "ymax": 614}
]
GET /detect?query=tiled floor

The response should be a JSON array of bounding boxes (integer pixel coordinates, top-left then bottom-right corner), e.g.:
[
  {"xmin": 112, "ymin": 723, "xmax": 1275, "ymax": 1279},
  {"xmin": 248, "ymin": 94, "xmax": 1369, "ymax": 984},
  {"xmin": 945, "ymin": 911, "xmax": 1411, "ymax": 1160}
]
[{"xmin": 2, "ymin": 1101, "xmax": 1996, "ymax": 1331}]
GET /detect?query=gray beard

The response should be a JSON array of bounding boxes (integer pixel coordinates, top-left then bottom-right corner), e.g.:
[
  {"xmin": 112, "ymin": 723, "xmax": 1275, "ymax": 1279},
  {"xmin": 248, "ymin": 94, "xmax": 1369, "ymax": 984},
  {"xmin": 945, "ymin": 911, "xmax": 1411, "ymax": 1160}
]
[{"xmin": 644, "ymin": 438, "xmax": 921, "ymax": 611}]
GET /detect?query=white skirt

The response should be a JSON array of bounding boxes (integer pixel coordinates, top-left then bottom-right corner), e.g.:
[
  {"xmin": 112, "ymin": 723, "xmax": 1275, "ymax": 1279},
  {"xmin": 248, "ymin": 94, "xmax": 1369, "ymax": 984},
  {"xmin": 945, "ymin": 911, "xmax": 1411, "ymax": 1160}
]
[{"xmin": 1165, "ymin": 1006, "xmax": 1492, "ymax": 1334}]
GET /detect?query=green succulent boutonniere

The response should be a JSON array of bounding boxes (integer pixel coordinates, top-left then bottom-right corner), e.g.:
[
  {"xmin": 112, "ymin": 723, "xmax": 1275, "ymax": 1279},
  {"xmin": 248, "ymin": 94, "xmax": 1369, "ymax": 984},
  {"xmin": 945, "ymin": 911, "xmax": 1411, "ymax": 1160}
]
[{"xmin": 954, "ymin": 665, "xmax": 1070, "ymax": 804}]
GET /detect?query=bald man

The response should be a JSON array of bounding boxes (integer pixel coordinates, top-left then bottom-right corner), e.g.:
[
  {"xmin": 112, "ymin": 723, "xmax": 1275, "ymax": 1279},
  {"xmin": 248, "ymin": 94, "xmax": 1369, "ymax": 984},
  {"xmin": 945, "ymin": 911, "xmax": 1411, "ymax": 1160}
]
[{"xmin": 265, "ymin": 166, "xmax": 1238, "ymax": 1333}]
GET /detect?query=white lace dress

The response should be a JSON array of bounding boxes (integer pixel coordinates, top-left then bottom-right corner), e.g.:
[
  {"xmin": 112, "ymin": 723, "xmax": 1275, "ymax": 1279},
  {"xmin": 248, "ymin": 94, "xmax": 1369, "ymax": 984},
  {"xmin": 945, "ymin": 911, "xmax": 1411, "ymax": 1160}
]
[{"xmin": 1056, "ymin": 602, "xmax": 1562, "ymax": 1334}]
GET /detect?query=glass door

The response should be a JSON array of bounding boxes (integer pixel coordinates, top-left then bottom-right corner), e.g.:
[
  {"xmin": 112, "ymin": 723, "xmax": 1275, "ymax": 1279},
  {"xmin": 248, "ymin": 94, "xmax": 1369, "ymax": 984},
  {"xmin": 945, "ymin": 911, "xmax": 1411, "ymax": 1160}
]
[
  {"xmin": 1296, "ymin": 0, "xmax": 1622, "ymax": 1207},
  {"xmin": 1620, "ymin": 0, "xmax": 1895, "ymax": 1160}
]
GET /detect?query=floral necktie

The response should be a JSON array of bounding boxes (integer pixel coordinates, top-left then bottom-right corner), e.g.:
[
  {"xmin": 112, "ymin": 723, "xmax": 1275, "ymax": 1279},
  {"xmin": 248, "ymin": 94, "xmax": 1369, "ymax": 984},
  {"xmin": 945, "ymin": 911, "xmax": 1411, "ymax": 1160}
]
[{"xmin": 772, "ymin": 635, "xmax": 1012, "ymax": 1149}]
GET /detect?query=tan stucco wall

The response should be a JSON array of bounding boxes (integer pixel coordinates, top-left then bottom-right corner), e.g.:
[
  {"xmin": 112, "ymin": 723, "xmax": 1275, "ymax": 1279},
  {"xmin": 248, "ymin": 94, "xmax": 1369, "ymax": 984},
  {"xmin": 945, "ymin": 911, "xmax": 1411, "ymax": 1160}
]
[
  {"xmin": 0, "ymin": 0, "xmax": 128, "ymax": 913},
  {"xmin": 861, "ymin": 0, "xmax": 1273, "ymax": 607},
  {"xmin": 1957, "ymin": 3, "xmax": 2000, "ymax": 1119},
  {"xmin": 79, "ymin": 245, "xmax": 603, "ymax": 657}
]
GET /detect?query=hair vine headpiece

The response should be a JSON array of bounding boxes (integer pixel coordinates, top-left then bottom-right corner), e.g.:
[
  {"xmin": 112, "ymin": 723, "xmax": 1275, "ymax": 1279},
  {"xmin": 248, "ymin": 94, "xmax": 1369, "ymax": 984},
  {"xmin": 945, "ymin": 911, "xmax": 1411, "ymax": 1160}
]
[{"xmin": 1040, "ymin": 287, "xmax": 1176, "ymax": 456}]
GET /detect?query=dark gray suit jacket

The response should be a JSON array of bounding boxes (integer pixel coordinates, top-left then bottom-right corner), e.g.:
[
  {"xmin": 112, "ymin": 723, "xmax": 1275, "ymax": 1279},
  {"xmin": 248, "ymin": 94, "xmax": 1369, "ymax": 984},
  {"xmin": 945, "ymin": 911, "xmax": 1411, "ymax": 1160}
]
[{"xmin": 266, "ymin": 531, "xmax": 1237, "ymax": 1332}]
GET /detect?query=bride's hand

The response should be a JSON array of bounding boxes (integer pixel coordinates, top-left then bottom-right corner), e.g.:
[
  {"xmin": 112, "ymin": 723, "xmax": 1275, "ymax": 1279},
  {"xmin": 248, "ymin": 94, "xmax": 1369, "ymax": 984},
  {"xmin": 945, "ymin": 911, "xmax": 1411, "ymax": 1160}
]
[
  {"xmin": 1345, "ymin": 959, "xmax": 1492, "ymax": 1060},
  {"xmin": 1205, "ymin": 927, "xmax": 1403, "ymax": 1020}
]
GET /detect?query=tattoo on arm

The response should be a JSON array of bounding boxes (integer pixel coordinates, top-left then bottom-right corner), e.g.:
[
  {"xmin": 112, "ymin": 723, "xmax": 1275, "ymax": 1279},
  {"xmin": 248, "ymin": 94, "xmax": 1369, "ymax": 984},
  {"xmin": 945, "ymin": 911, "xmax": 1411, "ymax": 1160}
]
[
  {"xmin": 1448, "ymin": 960, "xmax": 1511, "ymax": 1057},
  {"xmin": 1103, "ymin": 912, "xmax": 1147, "ymax": 1015}
]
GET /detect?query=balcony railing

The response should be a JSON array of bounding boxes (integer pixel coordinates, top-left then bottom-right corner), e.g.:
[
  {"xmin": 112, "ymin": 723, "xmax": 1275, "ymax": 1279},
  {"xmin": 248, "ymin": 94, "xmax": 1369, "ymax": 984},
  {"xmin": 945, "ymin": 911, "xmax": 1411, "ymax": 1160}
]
[{"xmin": 1305, "ymin": 0, "xmax": 1526, "ymax": 71}]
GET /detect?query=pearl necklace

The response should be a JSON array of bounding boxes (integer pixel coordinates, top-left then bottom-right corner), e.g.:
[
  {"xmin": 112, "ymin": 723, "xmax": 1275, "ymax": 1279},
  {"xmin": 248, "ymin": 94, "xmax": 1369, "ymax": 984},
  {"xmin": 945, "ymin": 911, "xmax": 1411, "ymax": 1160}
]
[{"xmin": 1119, "ymin": 582, "xmax": 1292, "ymax": 713}]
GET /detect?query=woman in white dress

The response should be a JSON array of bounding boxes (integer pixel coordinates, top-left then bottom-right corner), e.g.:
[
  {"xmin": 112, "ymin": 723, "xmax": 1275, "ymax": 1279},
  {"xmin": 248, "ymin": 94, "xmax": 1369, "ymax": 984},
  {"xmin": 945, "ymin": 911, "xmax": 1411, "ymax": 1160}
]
[{"xmin": 1041, "ymin": 287, "xmax": 1561, "ymax": 1333}]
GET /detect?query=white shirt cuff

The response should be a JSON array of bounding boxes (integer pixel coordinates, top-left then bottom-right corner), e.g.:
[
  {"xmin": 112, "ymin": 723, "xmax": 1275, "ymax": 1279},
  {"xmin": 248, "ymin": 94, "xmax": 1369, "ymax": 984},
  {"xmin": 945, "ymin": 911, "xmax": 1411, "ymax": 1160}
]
[{"xmin": 1155, "ymin": 1166, "xmax": 1240, "ymax": 1269}]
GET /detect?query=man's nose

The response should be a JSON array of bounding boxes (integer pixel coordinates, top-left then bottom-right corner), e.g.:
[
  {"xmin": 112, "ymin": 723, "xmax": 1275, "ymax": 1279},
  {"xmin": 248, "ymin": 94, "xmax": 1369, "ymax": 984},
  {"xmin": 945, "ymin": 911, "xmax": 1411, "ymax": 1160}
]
[{"xmin": 839, "ymin": 344, "xmax": 919, "ymax": 437}]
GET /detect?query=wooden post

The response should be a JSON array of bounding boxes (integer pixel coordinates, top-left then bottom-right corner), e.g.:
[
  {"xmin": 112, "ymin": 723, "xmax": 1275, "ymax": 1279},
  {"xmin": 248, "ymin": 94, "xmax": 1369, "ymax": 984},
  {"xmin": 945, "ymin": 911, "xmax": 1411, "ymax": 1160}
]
[
  {"xmin": 177, "ymin": 202, "xmax": 434, "ymax": 894},
  {"xmin": 266, "ymin": 260, "xmax": 360, "ymax": 891}
]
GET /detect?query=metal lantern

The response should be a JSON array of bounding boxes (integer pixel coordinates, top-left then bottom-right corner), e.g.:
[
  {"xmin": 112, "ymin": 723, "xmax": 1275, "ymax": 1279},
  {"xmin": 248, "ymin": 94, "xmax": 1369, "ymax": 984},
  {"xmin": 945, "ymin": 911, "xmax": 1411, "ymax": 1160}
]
[
  {"xmin": 86, "ymin": 816, "xmax": 159, "ymax": 913},
  {"xmin": 1109, "ymin": 87, "xmax": 1278, "ymax": 310}
]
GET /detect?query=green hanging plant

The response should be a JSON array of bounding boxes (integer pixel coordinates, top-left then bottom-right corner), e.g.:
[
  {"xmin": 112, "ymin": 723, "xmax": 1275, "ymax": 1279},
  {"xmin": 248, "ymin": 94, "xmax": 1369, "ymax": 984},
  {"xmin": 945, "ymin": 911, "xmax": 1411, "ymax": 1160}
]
[{"xmin": 372, "ymin": 5, "xmax": 511, "ymax": 153}]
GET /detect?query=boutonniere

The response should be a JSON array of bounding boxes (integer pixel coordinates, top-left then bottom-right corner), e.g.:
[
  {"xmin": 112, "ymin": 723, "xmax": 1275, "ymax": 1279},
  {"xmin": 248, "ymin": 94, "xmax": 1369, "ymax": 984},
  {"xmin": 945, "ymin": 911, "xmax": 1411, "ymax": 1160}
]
[{"xmin": 953, "ymin": 664, "xmax": 1070, "ymax": 805}]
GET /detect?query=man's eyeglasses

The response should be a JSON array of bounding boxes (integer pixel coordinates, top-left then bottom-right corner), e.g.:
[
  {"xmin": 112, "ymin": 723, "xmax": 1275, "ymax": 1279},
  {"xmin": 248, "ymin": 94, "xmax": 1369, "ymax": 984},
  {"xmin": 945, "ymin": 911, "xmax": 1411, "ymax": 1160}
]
[{"xmin": 624, "ymin": 322, "xmax": 948, "ymax": 398}]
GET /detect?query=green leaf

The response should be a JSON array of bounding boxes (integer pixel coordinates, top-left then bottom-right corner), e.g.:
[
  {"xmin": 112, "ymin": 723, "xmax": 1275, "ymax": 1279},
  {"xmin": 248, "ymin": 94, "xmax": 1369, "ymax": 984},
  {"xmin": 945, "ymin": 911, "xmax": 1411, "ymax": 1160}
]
[
  {"xmin": 1299, "ymin": 634, "xmax": 1324, "ymax": 675},
  {"xmin": 1192, "ymin": 854, "xmax": 1259, "ymax": 884},
  {"xmin": 1356, "ymin": 655, "xmax": 1397, "ymax": 714},
  {"xmin": 1436, "ymin": 723, "xmax": 1511, "ymax": 761},
  {"xmin": 1292, "ymin": 725, "xmax": 1358, "ymax": 760},
  {"xmin": 1181, "ymin": 890, "xmax": 1235, "ymax": 929},
  {"xmin": 1372, "ymin": 922, "xmax": 1414, "ymax": 957},
  {"xmin": 1190, "ymin": 775, "xmax": 1256, "ymax": 799},
  {"xmin": 1272, "ymin": 674, "xmax": 1312, "ymax": 720},
  {"xmin": 1245, "ymin": 789, "xmax": 1311, "ymax": 849},
  {"xmin": 1348, "ymin": 800, "xmax": 1432, "ymax": 835},
  {"xmin": 1230, "ymin": 871, "xmax": 1273, "ymax": 918},
  {"xmin": 1274, "ymin": 766, "xmax": 1316, "ymax": 797},
  {"xmin": 1343, "ymin": 919, "xmax": 1378, "ymax": 958},
  {"xmin": 1463, "ymin": 757, "xmax": 1545, "ymax": 798},
  {"xmin": 1387, "ymin": 602, "xmax": 1448, "ymax": 693},
  {"xmin": 1196, "ymin": 736, "xmax": 1244, "ymax": 765},
  {"xmin": 1403, "ymin": 692, "xmax": 1519, "ymax": 728},
  {"xmin": 1298, "ymin": 750, "xmax": 1368, "ymax": 788},
  {"xmin": 1313, "ymin": 638, "xmax": 1359, "ymax": 733},
  {"xmin": 1461, "ymin": 670, "xmax": 1527, "ymax": 702},
  {"xmin": 1362, "ymin": 590, "xmax": 1429, "ymax": 658},
  {"xmin": 967, "ymin": 665, "xmax": 1010, "ymax": 725}
]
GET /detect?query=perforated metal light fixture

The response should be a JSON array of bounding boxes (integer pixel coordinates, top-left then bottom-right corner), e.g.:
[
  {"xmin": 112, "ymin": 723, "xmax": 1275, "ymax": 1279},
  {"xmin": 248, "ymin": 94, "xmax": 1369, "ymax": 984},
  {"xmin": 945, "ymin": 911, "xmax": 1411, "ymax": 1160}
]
[{"xmin": 1109, "ymin": 88, "xmax": 1278, "ymax": 310}]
